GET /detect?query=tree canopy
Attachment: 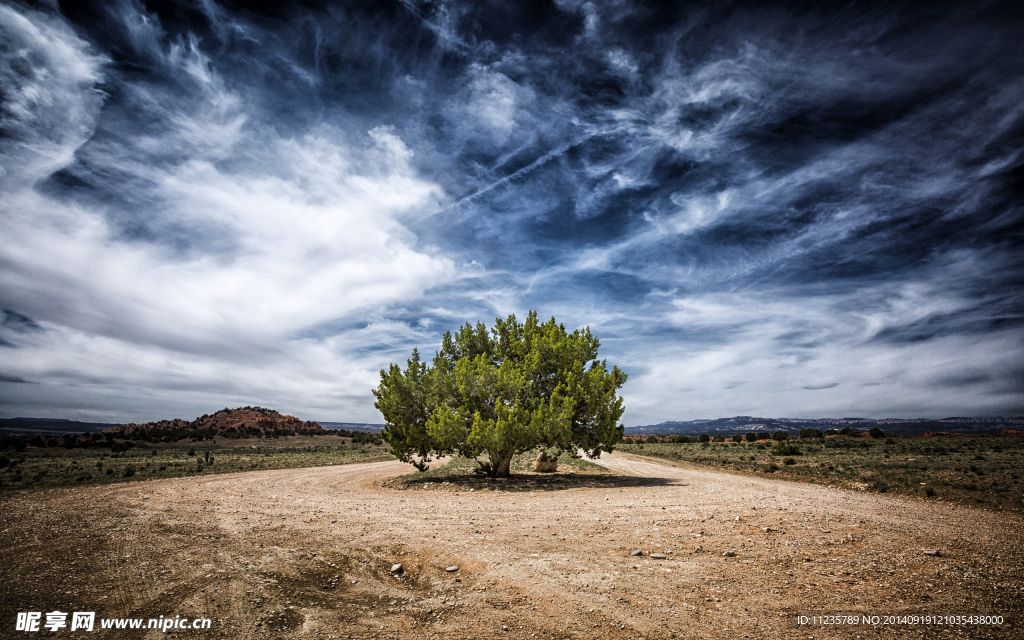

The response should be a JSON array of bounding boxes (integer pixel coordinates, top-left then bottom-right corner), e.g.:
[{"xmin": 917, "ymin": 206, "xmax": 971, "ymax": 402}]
[{"xmin": 373, "ymin": 312, "xmax": 627, "ymax": 477}]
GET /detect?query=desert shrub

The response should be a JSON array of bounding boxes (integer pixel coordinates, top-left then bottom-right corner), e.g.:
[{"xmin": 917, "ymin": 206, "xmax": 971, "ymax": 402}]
[
  {"xmin": 772, "ymin": 431, "xmax": 789, "ymax": 441},
  {"xmin": 869, "ymin": 427, "xmax": 885, "ymax": 439},
  {"xmin": 674, "ymin": 435, "xmax": 690, "ymax": 443},
  {"xmin": 783, "ymin": 457, "xmax": 796, "ymax": 465},
  {"xmin": 925, "ymin": 487, "xmax": 936, "ymax": 497},
  {"xmin": 757, "ymin": 432, "xmax": 772, "ymax": 440},
  {"xmin": 745, "ymin": 433, "xmax": 758, "ymax": 442},
  {"xmin": 732, "ymin": 435, "xmax": 743, "ymax": 443},
  {"xmin": 698, "ymin": 434, "xmax": 710, "ymax": 443},
  {"xmin": 0, "ymin": 456, "xmax": 8, "ymax": 469},
  {"xmin": 800, "ymin": 428, "xmax": 823, "ymax": 439},
  {"xmin": 771, "ymin": 441, "xmax": 801, "ymax": 456},
  {"xmin": 187, "ymin": 447, "xmax": 196, "ymax": 456},
  {"xmin": 105, "ymin": 468, "xmax": 114, "ymax": 476},
  {"xmin": 122, "ymin": 465, "xmax": 136, "ymax": 477},
  {"xmin": 766, "ymin": 463, "xmax": 780, "ymax": 473}
]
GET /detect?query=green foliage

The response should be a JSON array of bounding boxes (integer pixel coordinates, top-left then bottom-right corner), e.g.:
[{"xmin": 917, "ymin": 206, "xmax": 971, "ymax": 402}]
[
  {"xmin": 800, "ymin": 428, "xmax": 823, "ymax": 439},
  {"xmin": 870, "ymin": 427, "xmax": 885, "ymax": 439},
  {"xmin": 698, "ymin": 434, "xmax": 710, "ymax": 443},
  {"xmin": 771, "ymin": 441, "xmax": 801, "ymax": 456},
  {"xmin": 374, "ymin": 312, "xmax": 627, "ymax": 477},
  {"xmin": 745, "ymin": 433, "xmax": 758, "ymax": 442},
  {"xmin": 674, "ymin": 435, "xmax": 690, "ymax": 443},
  {"xmin": 731, "ymin": 435, "xmax": 743, "ymax": 443},
  {"xmin": 772, "ymin": 431, "xmax": 789, "ymax": 441}
]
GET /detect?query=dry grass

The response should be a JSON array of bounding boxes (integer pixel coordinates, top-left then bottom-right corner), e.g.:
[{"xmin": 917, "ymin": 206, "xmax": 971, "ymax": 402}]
[
  {"xmin": 0, "ymin": 435, "xmax": 393, "ymax": 496},
  {"xmin": 621, "ymin": 432, "xmax": 1024, "ymax": 512}
]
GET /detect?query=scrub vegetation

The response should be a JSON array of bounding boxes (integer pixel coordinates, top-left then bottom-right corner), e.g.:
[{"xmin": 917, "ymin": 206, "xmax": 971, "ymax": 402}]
[
  {"xmin": 0, "ymin": 434, "xmax": 392, "ymax": 496},
  {"xmin": 620, "ymin": 432, "xmax": 1024, "ymax": 512}
]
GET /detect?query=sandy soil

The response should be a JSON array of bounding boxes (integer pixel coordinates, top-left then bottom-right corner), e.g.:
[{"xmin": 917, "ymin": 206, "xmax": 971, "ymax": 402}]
[{"xmin": 1, "ymin": 452, "xmax": 1020, "ymax": 639}]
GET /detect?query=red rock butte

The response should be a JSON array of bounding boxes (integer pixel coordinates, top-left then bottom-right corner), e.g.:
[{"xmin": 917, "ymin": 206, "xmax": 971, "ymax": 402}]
[{"xmin": 102, "ymin": 407, "xmax": 324, "ymax": 439}]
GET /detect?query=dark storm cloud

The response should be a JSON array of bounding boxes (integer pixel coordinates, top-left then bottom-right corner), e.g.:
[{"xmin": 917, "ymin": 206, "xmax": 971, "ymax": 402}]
[{"xmin": 0, "ymin": 0, "xmax": 1021, "ymax": 422}]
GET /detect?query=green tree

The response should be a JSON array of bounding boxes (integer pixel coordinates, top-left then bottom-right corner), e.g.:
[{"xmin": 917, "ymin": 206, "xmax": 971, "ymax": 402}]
[{"xmin": 374, "ymin": 312, "xmax": 627, "ymax": 477}]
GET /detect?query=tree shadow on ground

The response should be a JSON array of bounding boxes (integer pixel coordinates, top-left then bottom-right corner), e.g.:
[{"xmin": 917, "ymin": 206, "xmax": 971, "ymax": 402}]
[{"xmin": 383, "ymin": 472, "xmax": 683, "ymax": 492}]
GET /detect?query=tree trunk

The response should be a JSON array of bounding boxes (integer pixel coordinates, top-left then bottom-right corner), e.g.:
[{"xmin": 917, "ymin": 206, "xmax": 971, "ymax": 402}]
[{"xmin": 492, "ymin": 450, "xmax": 515, "ymax": 477}]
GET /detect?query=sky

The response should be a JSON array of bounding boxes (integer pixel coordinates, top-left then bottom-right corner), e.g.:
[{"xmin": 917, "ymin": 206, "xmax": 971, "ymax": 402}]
[{"xmin": 1, "ymin": 0, "xmax": 1022, "ymax": 425}]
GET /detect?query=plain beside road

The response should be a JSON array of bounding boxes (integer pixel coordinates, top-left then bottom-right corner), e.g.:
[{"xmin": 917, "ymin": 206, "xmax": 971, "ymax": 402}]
[{"xmin": 1, "ymin": 451, "xmax": 1020, "ymax": 639}]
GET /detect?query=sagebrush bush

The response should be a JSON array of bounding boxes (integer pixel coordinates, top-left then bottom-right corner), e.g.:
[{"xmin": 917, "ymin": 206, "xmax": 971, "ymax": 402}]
[{"xmin": 771, "ymin": 441, "xmax": 801, "ymax": 456}]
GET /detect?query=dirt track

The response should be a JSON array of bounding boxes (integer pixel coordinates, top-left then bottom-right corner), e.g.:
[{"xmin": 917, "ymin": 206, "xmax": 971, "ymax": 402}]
[{"xmin": 1, "ymin": 452, "xmax": 1020, "ymax": 639}]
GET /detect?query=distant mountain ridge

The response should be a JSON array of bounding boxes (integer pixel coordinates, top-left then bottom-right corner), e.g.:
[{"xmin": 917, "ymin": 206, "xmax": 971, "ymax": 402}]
[
  {"xmin": 0, "ymin": 417, "xmax": 119, "ymax": 437},
  {"xmin": 318, "ymin": 422, "xmax": 385, "ymax": 433},
  {"xmin": 626, "ymin": 415, "xmax": 1024, "ymax": 437}
]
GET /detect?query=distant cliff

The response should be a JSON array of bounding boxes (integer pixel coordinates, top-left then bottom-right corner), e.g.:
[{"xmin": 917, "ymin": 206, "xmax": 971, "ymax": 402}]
[{"xmin": 626, "ymin": 415, "xmax": 1024, "ymax": 437}]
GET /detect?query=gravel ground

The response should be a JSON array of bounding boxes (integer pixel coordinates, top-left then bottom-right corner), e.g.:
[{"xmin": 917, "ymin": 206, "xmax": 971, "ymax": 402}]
[{"xmin": 1, "ymin": 451, "xmax": 1020, "ymax": 639}]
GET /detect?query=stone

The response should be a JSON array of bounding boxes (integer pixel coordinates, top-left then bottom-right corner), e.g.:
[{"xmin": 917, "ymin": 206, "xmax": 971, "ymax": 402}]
[
  {"xmin": 446, "ymin": 565, "xmax": 459, "ymax": 572},
  {"xmin": 921, "ymin": 549, "xmax": 941, "ymax": 557},
  {"xmin": 631, "ymin": 550, "xmax": 643, "ymax": 556},
  {"xmin": 650, "ymin": 553, "xmax": 668, "ymax": 559},
  {"xmin": 390, "ymin": 563, "xmax": 403, "ymax": 574},
  {"xmin": 723, "ymin": 550, "xmax": 737, "ymax": 557},
  {"xmin": 535, "ymin": 459, "xmax": 558, "ymax": 472}
]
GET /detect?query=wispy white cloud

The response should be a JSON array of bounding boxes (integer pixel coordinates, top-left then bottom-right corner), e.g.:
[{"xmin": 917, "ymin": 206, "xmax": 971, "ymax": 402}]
[{"xmin": 0, "ymin": 3, "xmax": 456, "ymax": 422}]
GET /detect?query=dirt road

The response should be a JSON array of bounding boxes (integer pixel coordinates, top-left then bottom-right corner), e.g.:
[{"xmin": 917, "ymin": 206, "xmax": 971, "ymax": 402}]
[{"xmin": 1, "ymin": 452, "xmax": 1020, "ymax": 639}]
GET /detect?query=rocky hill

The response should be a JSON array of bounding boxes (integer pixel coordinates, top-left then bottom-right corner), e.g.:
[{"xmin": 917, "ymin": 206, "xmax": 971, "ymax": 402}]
[{"xmin": 102, "ymin": 407, "xmax": 324, "ymax": 440}]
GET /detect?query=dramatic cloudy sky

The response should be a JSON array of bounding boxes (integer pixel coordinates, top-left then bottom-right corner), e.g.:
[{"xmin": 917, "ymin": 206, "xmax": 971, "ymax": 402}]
[{"xmin": 1, "ymin": 0, "xmax": 1022, "ymax": 424}]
